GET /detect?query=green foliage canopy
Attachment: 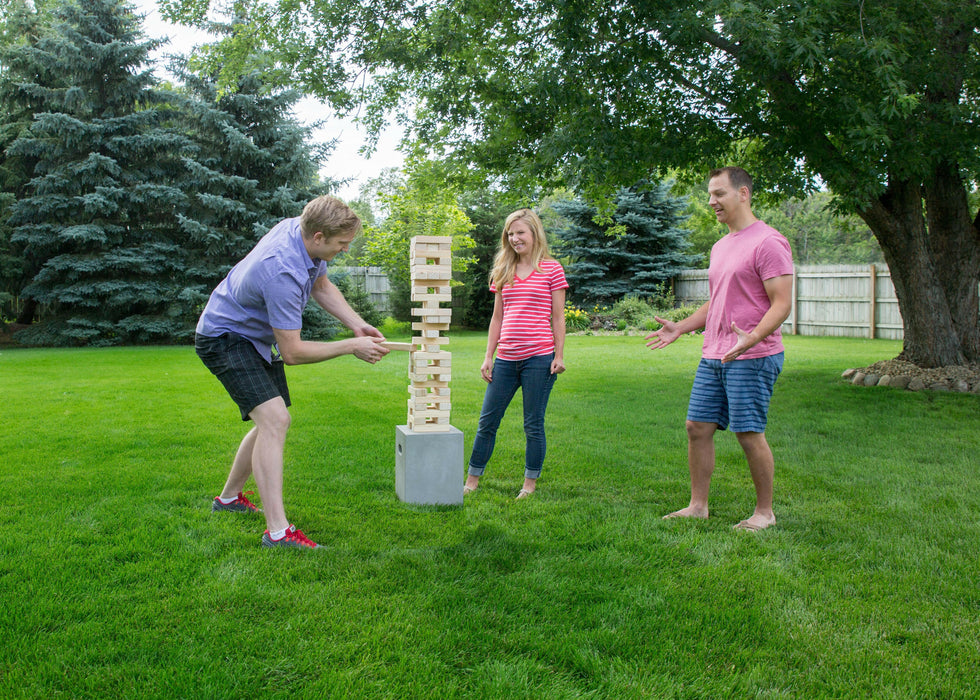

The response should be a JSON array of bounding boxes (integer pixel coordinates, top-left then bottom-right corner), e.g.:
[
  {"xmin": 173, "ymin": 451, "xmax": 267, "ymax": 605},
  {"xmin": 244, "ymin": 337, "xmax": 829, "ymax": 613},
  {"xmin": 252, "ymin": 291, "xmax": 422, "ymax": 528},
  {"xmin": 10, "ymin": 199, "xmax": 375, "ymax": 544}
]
[{"xmin": 162, "ymin": 0, "xmax": 980, "ymax": 367}]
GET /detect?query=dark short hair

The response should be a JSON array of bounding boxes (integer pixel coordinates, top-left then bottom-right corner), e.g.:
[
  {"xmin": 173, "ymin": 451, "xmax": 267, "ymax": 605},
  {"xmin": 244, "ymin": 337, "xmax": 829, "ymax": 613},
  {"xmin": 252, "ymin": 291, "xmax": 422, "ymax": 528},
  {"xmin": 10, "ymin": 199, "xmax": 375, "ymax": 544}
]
[
  {"xmin": 709, "ymin": 166, "xmax": 753, "ymax": 195},
  {"xmin": 300, "ymin": 195, "xmax": 361, "ymax": 239}
]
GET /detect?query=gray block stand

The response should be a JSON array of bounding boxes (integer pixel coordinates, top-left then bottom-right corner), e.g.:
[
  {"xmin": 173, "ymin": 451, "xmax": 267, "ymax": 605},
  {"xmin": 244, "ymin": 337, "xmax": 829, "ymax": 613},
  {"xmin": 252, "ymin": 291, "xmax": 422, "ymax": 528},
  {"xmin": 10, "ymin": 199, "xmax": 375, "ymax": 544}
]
[{"xmin": 395, "ymin": 425, "xmax": 464, "ymax": 505}]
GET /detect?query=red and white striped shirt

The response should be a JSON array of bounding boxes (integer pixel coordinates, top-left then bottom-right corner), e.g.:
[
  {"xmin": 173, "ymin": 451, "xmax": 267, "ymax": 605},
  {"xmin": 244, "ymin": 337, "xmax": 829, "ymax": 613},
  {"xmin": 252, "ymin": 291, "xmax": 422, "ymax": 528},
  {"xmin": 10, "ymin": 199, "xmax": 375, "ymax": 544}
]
[{"xmin": 490, "ymin": 258, "xmax": 569, "ymax": 361}]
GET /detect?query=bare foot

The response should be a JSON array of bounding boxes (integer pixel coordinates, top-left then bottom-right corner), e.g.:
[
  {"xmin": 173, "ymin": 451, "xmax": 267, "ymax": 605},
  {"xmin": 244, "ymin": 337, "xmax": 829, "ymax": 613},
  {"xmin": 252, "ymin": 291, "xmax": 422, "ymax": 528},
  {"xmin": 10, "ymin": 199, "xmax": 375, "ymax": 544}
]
[
  {"xmin": 662, "ymin": 506, "xmax": 709, "ymax": 520},
  {"xmin": 733, "ymin": 513, "xmax": 776, "ymax": 531}
]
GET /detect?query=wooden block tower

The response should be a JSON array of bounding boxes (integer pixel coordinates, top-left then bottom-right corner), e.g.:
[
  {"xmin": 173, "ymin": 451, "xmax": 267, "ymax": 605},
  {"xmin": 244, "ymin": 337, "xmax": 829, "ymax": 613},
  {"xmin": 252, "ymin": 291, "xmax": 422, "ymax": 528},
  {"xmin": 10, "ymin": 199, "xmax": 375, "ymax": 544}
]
[{"xmin": 407, "ymin": 236, "xmax": 453, "ymax": 432}]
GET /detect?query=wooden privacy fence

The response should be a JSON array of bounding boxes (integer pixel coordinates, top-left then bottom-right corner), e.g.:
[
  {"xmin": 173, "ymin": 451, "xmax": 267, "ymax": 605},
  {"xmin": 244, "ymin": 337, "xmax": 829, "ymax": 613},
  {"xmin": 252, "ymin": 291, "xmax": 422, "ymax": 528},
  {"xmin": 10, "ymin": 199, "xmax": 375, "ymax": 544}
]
[
  {"xmin": 673, "ymin": 264, "xmax": 944, "ymax": 340},
  {"xmin": 333, "ymin": 266, "xmax": 392, "ymax": 315}
]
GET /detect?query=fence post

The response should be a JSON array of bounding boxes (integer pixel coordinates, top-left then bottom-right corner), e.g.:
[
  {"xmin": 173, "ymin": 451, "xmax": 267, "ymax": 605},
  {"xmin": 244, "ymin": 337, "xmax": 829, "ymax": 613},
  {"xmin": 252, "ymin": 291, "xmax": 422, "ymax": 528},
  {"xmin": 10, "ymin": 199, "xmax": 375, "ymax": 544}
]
[
  {"xmin": 869, "ymin": 264, "xmax": 877, "ymax": 340},
  {"xmin": 791, "ymin": 268, "xmax": 799, "ymax": 335}
]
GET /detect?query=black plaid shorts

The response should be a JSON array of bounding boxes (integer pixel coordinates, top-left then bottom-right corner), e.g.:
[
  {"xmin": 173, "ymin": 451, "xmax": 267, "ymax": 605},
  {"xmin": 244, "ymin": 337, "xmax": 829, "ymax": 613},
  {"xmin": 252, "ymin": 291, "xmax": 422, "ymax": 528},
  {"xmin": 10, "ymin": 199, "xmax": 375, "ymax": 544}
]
[{"xmin": 195, "ymin": 333, "xmax": 291, "ymax": 421}]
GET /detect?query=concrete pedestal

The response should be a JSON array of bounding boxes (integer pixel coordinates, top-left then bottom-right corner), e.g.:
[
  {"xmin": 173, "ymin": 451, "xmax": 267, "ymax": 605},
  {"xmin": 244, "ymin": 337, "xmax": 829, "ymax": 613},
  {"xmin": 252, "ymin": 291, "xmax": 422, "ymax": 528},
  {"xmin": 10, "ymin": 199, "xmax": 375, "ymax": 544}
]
[{"xmin": 395, "ymin": 425, "xmax": 464, "ymax": 505}]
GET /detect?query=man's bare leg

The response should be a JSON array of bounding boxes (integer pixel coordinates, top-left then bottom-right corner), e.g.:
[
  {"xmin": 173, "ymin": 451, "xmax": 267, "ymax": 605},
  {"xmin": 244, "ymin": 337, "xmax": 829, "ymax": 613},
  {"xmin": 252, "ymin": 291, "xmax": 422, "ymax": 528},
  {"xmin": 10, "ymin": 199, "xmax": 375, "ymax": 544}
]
[
  {"xmin": 664, "ymin": 420, "xmax": 716, "ymax": 519},
  {"xmin": 246, "ymin": 398, "xmax": 291, "ymax": 533},
  {"xmin": 733, "ymin": 431, "xmax": 776, "ymax": 531},
  {"xmin": 219, "ymin": 426, "xmax": 258, "ymax": 499}
]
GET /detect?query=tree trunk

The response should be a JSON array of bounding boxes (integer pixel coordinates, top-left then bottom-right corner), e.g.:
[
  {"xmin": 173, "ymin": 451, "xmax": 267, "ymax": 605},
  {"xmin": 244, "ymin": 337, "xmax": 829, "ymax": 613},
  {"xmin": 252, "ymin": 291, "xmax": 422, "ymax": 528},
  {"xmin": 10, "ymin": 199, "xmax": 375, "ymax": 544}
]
[
  {"xmin": 14, "ymin": 297, "xmax": 37, "ymax": 325},
  {"xmin": 923, "ymin": 161, "xmax": 980, "ymax": 363},
  {"xmin": 858, "ymin": 176, "xmax": 979, "ymax": 367}
]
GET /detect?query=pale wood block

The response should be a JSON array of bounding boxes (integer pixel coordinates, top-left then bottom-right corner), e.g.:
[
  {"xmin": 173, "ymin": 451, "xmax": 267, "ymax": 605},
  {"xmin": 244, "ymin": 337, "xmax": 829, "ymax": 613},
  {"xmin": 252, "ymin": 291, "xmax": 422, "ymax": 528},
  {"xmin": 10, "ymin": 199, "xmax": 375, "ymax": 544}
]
[
  {"xmin": 411, "ymin": 235, "xmax": 452, "ymax": 244},
  {"xmin": 412, "ymin": 322, "xmax": 450, "ymax": 333},
  {"xmin": 411, "ymin": 308, "xmax": 452, "ymax": 320},
  {"xmin": 380, "ymin": 341, "xmax": 413, "ymax": 352},
  {"xmin": 410, "ymin": 372, "xmax": 452, "ymax": 382},
  {"xmin": 407, "ymin": 401, "xmax": 451, "ymax": 415},
  {"xmin": 412, "ymin": 335, "xmax": 449, "ymax": 345},
  {"xmin": 409, "ymin": 377, "xmax": 451, "ymax": 387},
  {"xmin": 411, "ymin": 351, "xmax": 451, "ymax": 361},
  {"xmin": 405, "ymin": 422, "xmax": 452, "ymax": 433},
  {"xmin": 408, "ymin": 410, "xmax": 452, "ymax": 421},
  {"xmin": 411, "ymin": 280, "xmax": 451, "ymax": 290},
  {"xmin": 413, "ymin": 268, "xmax": 452, "ymax": 281},
  {"xmin": 408, "ymin": 388, "xmax": 451, "ymax": 400},
  {"xmin": 411, "ymin": 292, "xmax": 452, "ymax": 303},
  {"xmin": 412, "ymin": 255, "xmax": 452, "ymax": 265},
  {"xmin": 408, "ymin": 401, "xmax": 452, "ymax": 412}
]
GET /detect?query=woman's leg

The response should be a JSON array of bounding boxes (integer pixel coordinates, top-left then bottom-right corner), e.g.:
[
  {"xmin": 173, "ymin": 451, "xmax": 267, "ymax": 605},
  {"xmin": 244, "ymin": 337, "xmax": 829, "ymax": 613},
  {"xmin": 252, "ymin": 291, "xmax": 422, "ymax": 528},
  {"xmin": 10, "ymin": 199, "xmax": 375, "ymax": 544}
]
[
  {"xmin": 519, "ymin": 353, "xmax": 557, "ymax": 486},
  {"xmin": 467, "ymin": 358, "xmax": 520, "ymax": 482}
]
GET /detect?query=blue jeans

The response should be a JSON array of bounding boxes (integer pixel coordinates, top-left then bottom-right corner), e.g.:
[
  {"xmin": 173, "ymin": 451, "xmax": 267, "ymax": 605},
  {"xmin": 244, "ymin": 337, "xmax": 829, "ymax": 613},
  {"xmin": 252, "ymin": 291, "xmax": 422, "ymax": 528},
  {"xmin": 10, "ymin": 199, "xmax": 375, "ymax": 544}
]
[{"xmin": 468, "ymin": 353, "xmax": 557, "ymax": 480}]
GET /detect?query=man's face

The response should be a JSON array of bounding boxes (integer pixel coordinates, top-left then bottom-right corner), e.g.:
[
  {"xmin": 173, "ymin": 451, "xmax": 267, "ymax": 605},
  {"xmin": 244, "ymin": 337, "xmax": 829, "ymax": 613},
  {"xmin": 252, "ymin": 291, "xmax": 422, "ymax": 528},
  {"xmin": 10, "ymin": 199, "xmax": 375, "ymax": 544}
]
[
  {"xmin": 707, "ymin": 174, "xmax": 746, "ymax": 225},
  {"xmin": 313, "ymin": 230, "xmax": 357, "ymax": 261}
]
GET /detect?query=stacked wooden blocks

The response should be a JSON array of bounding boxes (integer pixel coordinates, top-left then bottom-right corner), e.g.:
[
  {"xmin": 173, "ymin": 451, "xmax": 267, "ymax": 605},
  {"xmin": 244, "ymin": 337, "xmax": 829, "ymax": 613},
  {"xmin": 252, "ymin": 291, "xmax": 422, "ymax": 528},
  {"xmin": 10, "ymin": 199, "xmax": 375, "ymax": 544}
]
[{"xmin": 407, "ymin": 236, "xmax": 452, "ymax": 432}]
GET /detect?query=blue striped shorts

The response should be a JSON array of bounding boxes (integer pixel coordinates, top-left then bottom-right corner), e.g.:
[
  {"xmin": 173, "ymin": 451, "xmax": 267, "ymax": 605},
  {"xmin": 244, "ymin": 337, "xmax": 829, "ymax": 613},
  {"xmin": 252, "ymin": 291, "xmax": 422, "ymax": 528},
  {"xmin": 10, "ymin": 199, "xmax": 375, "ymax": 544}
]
[{"xmin": 686, "ymin": 353, "xmax": 784, "ymax": 433}]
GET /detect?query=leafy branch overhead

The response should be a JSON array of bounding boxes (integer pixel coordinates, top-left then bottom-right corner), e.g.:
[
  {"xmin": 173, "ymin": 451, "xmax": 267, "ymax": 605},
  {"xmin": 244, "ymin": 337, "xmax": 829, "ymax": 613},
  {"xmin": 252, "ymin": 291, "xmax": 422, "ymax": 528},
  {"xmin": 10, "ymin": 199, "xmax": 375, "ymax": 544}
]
[{"xmin": 162, "ymin": 0, "xmax": 980, "ymax": 367}]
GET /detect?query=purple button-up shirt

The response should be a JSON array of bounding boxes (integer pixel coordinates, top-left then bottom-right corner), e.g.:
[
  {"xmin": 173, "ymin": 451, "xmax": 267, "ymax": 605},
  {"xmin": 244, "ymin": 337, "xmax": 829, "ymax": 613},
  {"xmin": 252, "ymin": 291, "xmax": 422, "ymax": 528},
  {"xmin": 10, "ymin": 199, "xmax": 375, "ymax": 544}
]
[{"xmin": 196, "ymin": 217, "xmax": 326, "ymax": 363}]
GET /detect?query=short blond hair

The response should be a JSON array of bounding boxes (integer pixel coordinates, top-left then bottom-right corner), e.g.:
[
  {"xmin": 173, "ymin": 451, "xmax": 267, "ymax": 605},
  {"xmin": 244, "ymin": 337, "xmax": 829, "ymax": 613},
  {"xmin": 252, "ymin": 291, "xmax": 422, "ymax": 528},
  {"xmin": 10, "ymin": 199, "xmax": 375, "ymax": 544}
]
[{"xmin": 300, "ymin": 195, "xmax": 361, "ymax": 239}]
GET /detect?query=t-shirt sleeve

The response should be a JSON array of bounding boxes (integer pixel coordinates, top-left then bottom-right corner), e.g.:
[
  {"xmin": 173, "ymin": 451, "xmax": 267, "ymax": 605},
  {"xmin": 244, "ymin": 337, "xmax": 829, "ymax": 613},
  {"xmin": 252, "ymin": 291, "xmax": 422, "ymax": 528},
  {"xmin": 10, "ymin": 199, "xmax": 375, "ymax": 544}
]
[
  {"xmin": 548, "ymin": 262, "xmax": 570, "ymax": 291},
  {"xmin": 756, "ymin": 235, "xmax": 794, "ymax": 281},
  {"xmin": 265, "ymin": 270, "xmax": 305, "ymax": 330}
]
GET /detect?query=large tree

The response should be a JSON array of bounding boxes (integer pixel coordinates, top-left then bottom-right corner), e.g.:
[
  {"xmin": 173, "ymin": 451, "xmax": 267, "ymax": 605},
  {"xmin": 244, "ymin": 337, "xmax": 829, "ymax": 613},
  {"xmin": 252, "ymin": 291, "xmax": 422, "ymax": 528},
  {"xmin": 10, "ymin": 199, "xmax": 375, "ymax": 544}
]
[
  {"xmin": 168, "ymin": 54, "xmax": 333, "ymax": 316},
  {"xmin": 553, "ymin": 182, "xmax": 700, "ymax": 307},
  {"xmin": 162, "ymin": 0, "xmax": 980, "ymax": 367},
  {"xmin": 5, "ymin": 0, "xmax": 193, "ymax": 345},
  {"xmin": 0, "ymin": 0, "xmax": 60, "ymax": 323}
]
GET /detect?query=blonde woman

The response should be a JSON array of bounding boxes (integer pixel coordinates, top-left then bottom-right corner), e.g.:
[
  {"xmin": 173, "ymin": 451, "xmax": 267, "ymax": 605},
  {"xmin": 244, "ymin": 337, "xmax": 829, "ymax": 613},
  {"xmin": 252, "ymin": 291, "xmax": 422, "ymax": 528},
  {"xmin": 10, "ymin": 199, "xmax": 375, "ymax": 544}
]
[{"xmin": 463, "ymin": 209, "xmax": 569, "ymax": 499}]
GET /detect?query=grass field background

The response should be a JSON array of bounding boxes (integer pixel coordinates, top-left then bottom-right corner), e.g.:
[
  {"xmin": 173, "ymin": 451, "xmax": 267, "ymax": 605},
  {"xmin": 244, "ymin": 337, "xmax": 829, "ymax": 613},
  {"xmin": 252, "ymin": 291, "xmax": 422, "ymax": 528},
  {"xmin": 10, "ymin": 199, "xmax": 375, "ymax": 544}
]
[{"xmin": 1, "ymin": 333, "xmax": 978, "ymax": 698}]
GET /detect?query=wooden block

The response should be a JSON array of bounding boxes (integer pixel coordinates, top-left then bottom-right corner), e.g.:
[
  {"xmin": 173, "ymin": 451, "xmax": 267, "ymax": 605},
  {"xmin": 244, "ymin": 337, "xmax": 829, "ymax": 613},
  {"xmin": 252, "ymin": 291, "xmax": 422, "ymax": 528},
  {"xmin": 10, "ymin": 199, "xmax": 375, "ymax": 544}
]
[
  {"xmin": 411, "ymin": 336, "xmax": 449, "ymax": 345},
  {"xmin": 412, "ymin": 268, "xmax": 452, "ymax": 281},
  {"xmin": 412, "ymin": 255, "xmax": 451, "ymax": 265},
  {"xmin": 405, "ymin": 422, "xmax": 452, "ymax": 433},
  {"xmin": 411, "ymin": 292, "xmax": 452, "ymax": 303},
  {"xmin": 411, "ymin": 235, "xmax": 452, "ymax": 244},
  {"xmin": 409, "ymin": 379, "xmax": 451, "ymax": 389},
  {"xmin": 381, "ymin": 341, "xmax": 413, "ymax": 352},
  {"xmin": 410, "ymin": 372, "xmax": 452, "ymax": 382},
  {"xmin": 411, "ymin": 351, "xmax": 451, "ymax": 361},
  {"xmin": 411, "ymin": 308, "xmax": 452, "ymax": 320}
]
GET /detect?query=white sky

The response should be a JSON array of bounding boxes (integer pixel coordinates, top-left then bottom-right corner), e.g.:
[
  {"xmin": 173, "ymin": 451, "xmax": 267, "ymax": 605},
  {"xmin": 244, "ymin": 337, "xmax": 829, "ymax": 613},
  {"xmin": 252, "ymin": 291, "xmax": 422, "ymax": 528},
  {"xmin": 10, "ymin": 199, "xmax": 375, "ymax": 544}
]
[{"xmin": 136, "ymin": 0, "xmax": 405, "ymax": 201}]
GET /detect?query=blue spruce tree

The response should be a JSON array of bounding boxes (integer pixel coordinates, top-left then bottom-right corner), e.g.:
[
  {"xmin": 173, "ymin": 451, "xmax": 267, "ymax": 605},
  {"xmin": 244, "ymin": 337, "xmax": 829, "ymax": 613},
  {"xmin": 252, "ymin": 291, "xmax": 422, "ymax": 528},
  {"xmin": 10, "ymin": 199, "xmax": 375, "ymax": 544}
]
[
  {"xmin": 6, "ymin": 0, "xmax": 192, "ymax": 345},
  {"xmin": 553, "ymin": 182, "xmax": 700, "ymax": 306}
]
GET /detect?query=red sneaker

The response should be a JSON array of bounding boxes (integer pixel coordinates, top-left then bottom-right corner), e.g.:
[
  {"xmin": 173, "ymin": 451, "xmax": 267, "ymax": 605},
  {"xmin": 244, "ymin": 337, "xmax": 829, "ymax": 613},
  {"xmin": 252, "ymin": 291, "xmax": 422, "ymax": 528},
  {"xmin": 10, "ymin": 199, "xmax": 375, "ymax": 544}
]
[
  {"xmin": 261, "ymin": 525, "xmax": 319, "ymax": 549},
  {"xmin": 211, "ymin": 491, "xmax": 260, "ymax": 513}
]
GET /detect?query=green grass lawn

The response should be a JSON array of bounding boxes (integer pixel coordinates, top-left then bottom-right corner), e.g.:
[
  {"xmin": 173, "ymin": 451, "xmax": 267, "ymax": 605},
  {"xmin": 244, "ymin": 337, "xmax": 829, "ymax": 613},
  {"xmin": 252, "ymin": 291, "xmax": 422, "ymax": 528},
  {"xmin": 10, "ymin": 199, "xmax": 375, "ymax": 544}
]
[{"xmin": 1, "ymin": 333, "xmax": 978, "ymax": 698}]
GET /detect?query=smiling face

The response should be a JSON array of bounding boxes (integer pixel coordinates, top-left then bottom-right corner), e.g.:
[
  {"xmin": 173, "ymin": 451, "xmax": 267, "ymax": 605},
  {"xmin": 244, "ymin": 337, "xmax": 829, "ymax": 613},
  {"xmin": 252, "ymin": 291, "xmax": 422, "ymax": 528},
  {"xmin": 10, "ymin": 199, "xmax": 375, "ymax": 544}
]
[
  {"xmin": 311, "ymin": 229, "xmax": 357, "ymax": 261},
  {"xmin": 507, "ymin": 219, "xmax": 535, "ymax": 258},
  {"xmin": 707, "ymin": 172, "xmax": 752, "ymax": 231}
]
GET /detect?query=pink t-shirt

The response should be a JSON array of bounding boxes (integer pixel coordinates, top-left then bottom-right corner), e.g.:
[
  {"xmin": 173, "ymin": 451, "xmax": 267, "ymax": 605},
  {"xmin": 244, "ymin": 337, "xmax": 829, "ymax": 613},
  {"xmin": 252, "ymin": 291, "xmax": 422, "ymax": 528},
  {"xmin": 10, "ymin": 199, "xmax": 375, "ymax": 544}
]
[
  {"xmin": 702, "ymin": 221, "xmax": 794, "ymax": 360},
  {"xmin": 491, "ymin": 259, "xmax": 569, "ymax": 361}
]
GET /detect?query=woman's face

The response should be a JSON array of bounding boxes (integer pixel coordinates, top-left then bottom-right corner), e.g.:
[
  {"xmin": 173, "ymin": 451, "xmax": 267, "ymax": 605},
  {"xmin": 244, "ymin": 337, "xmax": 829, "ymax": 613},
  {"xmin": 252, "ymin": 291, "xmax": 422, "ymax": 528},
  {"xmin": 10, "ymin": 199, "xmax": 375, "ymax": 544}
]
[{"xmin": 507, "ymin": 219, "xmax": 534, "ymax": 257}]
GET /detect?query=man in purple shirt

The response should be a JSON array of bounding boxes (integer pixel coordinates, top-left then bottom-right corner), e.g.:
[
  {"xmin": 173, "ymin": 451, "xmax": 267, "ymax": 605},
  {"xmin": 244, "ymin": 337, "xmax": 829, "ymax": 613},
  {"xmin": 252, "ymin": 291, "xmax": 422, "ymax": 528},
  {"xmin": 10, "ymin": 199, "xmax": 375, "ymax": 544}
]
[
  {"xmin": 645, "ymin": 167, "xmax": 794, "ymax": 531},
  {"xmin": 196, "ymin": 195, "xmax": 389, "ymax": 549}
]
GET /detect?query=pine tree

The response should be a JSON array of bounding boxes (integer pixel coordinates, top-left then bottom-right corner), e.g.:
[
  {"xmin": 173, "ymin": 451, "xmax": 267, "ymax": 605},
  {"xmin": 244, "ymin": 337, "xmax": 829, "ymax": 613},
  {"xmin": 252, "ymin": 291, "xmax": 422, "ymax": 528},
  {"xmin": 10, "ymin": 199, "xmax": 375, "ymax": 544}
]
[
  {"xmin": 552, "ymin": 182, "xmax": 701, "ymax": 307},
  {"xmin": 6, "ymin": 0, "xmax": 192, "ymax": 346},
  {"xmin": 0, "ymin": 0, "xmax": 52, "ymax": 323},
  {"xmin": 167, "ymin": 56, "xmax": 333, "ymax": 315}
]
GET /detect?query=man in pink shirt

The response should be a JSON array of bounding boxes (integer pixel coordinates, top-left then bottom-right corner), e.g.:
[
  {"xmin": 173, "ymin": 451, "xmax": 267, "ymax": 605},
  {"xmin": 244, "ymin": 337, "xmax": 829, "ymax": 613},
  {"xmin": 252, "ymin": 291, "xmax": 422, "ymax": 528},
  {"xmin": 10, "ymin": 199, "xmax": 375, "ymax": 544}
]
[{"xmin": 646, "ymin": 167, "xmax": 794, "ymax": 531}]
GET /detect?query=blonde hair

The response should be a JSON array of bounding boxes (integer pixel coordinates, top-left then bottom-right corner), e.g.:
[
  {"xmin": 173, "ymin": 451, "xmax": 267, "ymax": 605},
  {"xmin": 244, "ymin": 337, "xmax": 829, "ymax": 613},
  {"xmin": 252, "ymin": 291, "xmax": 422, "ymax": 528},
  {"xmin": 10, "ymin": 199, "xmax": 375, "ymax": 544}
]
[
  {"xmin": 300, "ymin": 195, "xmax": 362, "ymax": 239},
  {"xmin": 490, "ymin": 208, "xmax": 552, "ymax": 290}
]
